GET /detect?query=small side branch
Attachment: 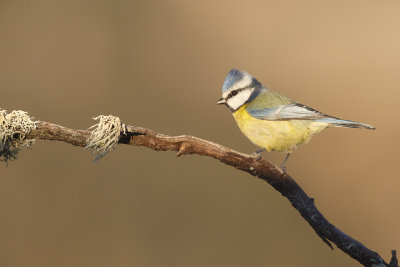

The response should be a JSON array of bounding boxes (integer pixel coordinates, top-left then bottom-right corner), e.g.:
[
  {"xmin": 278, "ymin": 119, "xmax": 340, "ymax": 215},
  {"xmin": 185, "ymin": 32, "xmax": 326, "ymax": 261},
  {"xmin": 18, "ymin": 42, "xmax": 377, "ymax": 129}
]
[{"xmin": 16, "ymin": 120, "xmax": 390, "ymax": 266}]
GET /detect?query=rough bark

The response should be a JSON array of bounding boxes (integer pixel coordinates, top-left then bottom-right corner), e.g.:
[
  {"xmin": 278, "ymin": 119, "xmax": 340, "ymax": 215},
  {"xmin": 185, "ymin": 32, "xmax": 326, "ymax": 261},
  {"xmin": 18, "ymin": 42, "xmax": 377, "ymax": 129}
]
[{"xmin": 25, "ymin": 121, "xmax": 390, "ymax": 267}]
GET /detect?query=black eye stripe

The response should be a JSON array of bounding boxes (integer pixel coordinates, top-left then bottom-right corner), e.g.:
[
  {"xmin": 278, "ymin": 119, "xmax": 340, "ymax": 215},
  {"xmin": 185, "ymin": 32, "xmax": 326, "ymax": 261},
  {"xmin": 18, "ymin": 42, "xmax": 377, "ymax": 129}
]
[
  {"xmin": 228, "ymin": 89, "xmax": 240, "ymax": 98},
  {"xmin": 227, "ymin": 86, "xmax": 253, "ymax": 99}
]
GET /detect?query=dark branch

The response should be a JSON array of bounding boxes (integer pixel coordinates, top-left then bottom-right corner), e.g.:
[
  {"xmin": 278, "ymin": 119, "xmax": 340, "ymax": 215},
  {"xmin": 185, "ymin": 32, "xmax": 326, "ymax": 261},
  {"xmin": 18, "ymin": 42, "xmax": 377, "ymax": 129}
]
[{"xmin": 25, "ymin": 120, "xmax": 389, "ymax": 267}]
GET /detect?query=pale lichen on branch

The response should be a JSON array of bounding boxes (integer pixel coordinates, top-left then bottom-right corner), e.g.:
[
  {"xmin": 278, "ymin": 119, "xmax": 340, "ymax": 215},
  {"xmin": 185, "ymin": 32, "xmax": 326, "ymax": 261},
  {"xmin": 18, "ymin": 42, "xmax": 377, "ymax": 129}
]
[
  {"xmin": 0, "ymin": 109, "xmax": 36, "ymax": 162},
  {"xmin": 85, "ymin": 115, "xmax": 125, "ymax": 161}
]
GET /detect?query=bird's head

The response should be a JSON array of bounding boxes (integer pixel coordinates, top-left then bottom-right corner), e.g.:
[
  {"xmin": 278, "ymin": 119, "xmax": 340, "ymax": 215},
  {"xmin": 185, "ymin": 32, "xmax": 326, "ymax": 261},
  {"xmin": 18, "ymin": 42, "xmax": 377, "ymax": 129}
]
[{"xmin": 217, "ymin": 69, "xmax": 262, "ymax": 112}]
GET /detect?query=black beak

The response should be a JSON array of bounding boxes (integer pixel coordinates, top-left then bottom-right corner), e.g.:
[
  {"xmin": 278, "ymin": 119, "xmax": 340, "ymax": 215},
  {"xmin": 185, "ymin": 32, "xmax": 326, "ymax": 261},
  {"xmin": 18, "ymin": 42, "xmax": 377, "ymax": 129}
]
[{"xmin": 216, "ymin": 98, "xmax": 226, "ymax": 105}]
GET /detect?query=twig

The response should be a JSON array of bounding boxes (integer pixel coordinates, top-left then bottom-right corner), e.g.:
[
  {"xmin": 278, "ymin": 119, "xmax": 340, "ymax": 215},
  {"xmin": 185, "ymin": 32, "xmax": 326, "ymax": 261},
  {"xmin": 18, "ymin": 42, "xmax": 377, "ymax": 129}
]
[{"xmin": 19, "ymin": 120, "xmax": 390, "ymax": 266}]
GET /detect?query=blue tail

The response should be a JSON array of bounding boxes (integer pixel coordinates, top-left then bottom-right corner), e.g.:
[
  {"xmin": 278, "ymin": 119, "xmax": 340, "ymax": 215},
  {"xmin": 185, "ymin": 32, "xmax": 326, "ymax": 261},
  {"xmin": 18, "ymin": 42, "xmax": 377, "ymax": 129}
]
[{"xmin": 318, "ymin": 118, "xmax": 375, "ymax": 130}]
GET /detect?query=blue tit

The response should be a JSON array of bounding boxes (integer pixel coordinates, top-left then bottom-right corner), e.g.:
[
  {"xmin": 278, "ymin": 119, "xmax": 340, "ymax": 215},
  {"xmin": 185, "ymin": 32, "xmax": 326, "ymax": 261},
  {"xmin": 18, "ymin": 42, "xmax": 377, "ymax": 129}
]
[{"xmin": 217, "ymin": 69, "xmax": 375, "ymax": 169}]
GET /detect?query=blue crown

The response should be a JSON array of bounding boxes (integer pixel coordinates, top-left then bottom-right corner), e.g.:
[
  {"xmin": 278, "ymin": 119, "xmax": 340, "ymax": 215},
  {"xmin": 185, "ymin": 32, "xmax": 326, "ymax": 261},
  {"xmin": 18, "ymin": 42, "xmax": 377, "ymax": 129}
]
[{"xmin": 222, "ymin": 69, "xmax": 244, "ymax": 93}]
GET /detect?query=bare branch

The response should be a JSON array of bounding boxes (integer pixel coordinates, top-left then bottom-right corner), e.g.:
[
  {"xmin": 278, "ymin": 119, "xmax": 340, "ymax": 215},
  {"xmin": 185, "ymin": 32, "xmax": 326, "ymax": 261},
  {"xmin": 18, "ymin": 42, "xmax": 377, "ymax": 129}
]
[{"xmin": 19, "ymin": 120, "xmax": 390, "ymax": 266}]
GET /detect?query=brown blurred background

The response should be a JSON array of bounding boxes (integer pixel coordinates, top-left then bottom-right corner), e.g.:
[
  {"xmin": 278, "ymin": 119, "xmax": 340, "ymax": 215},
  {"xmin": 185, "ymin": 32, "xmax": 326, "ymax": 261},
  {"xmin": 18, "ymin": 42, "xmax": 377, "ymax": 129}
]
[{"xmin": 1, "ymin": 1, "xmax": 399, "ymax": 266}]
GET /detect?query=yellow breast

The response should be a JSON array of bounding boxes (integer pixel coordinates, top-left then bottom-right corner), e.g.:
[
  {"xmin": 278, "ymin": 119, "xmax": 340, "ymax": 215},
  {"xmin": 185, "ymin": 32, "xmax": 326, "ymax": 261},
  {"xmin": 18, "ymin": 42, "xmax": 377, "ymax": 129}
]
[{"xmin": 232, "ymin": 105, "xmax": 328, "ymax": 152}]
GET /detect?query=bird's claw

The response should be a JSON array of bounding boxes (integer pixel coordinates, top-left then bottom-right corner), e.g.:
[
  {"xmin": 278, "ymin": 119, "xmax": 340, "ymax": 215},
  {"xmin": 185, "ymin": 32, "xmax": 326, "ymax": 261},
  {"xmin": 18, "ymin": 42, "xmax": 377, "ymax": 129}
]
[
  {"xmin": 280, "ymin": 165, "xmax": 287, "ymax": 173},
  {"xmin": 279, "ymin": 153, "xmax": 290, "ymax": 173},
  {"xmin": 250, "ymin": 152, "xmax": 262, "ymax": 160},
  {"xmin": 250, "ymin": 148, "xmax": 266, "ymax": 160}
]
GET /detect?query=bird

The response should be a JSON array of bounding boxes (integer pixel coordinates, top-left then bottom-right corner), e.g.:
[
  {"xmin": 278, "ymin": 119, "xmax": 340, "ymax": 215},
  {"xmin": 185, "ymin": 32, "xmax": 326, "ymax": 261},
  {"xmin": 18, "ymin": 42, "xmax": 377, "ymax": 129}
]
[{"xmin": 217, "ymin": 69, "xmax": 375, "ymax": 170}]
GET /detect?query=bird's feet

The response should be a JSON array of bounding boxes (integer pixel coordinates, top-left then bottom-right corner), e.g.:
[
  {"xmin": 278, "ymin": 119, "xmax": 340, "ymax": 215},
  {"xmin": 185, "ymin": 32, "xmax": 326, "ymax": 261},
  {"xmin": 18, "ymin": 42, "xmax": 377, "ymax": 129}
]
[
  {"xmin": 279, "ymin": 153, "xmax": 291, "ymax": 173},
  {"xmin": 250, "ymin": 148, "xmax": 266, "ymax": 160},
  {"xmin": 280, "ymin": 165, "xmax": 287, "ymax": 173}
]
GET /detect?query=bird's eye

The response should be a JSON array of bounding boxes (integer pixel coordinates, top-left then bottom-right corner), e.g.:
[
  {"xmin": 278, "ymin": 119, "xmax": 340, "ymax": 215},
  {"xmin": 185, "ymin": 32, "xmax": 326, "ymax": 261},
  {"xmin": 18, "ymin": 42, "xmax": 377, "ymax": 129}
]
[{"xmin": 231, "ymin": 91, "xmax": 238, "ymax": 97}]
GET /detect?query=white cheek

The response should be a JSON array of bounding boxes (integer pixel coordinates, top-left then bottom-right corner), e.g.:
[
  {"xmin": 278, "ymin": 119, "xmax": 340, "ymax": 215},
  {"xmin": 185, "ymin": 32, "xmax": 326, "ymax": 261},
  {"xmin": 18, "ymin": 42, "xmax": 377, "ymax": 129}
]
[{"xmin": 226, "ymin": 90, "xmax": 253, "ymax": 110}]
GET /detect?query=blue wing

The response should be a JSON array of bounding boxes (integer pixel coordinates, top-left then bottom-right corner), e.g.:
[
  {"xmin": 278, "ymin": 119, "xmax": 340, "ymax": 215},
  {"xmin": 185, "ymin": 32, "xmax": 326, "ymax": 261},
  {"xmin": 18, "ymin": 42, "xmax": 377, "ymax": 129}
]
[
  {"xmin": 246, "ymin": 103, "xmax": 375, "ymax": 129},
  {"xmin": 246, "ymin": 103, "xmax": 328, "ymax": 120}
]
